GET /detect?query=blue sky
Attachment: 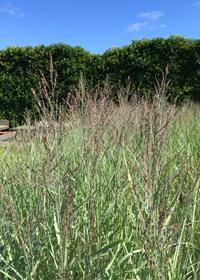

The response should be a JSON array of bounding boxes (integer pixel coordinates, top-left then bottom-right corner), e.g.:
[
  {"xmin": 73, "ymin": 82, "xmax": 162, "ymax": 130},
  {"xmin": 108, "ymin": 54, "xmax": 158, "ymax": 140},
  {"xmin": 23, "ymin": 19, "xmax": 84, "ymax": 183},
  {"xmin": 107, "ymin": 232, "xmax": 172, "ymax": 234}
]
[{"xmin": 1, "ymin": 0, "xmax": 200, "ymax": 54}]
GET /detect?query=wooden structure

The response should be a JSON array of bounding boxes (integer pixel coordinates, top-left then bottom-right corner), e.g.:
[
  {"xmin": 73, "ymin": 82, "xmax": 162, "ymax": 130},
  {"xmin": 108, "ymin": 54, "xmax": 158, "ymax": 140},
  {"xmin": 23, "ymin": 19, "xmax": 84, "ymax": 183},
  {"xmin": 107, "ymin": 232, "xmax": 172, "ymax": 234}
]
[
  {"xmin": 0, "ymin": 120, "xmax": 18, "ymax": 147},
  {"xmin": 0, "ymin": 120, "xmax": 9, "ymax": 131},
  {"xmin": 0, "ymin": 119, "xmax": 56, "ymax": 147}
]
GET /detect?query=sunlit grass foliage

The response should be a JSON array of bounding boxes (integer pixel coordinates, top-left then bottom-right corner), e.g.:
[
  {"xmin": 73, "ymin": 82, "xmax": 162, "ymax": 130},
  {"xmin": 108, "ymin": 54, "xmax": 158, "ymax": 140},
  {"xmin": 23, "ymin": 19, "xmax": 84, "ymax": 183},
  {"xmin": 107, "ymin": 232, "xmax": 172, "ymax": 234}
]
[{"xmin": 0, "ymin": 54, "xmax": 200, "ymax": 279}]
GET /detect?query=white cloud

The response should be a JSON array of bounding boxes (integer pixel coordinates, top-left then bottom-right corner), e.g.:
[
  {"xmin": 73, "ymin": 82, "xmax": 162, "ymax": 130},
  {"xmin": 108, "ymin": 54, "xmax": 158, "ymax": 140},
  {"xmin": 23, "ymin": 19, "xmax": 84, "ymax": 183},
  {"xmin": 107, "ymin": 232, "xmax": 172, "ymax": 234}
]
[
  {"xmin": 16, "ymin": 12, "xmax": 25, "ymax": 18},
  {"xmin": 194, "ymin": 1, "xmax": 200, "ymax": 5},
  {"xmin": 0, "ymin": 3, "xmax": 25, "ymax": 18},
  {"xmin": 2, "ymin": 8, "xmax": 15, "ymax": 15},
  {"xmin": 148, "ymin": 24, "xmax": 166, "ymax": 30},
  {"xmin": 137, "ymin": 11, "xmax": 163, "ymax": 21},
  {"xmin": 126, "ymin": 22, "xmax": 148, "ymax": 31},
  {"xmin": 126, "ymin": 10, "xmax": 165, "ymax": 32}
]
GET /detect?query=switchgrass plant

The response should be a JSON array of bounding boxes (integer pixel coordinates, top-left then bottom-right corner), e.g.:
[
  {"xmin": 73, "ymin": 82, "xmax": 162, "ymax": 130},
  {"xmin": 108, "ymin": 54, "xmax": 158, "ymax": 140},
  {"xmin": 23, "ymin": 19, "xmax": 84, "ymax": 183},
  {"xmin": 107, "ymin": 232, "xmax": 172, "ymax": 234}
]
[{"xmin": 0, "ymin": 54, "xmax": 200, "ymax": 279}]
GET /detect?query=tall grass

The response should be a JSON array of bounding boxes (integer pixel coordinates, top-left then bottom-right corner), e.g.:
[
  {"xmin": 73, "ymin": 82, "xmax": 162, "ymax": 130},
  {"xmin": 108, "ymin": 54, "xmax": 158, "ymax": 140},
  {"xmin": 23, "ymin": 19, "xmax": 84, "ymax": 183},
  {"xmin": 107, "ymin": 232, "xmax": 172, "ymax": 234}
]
[{"xmin": 0, "ymin": 54, "xmax": 200, "ymax": 279}]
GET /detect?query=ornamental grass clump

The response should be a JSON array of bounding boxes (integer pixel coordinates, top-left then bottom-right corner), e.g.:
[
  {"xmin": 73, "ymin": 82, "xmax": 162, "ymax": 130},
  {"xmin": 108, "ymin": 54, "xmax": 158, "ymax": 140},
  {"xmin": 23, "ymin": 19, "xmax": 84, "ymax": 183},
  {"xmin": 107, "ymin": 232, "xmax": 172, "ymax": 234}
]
[
  {"xmin": 0, "ymin": 54, "xmax": 199, "ymax": 279},
  {"xmin": 122, "ymin": 69, "xmax": 199, "ymax": 279}
]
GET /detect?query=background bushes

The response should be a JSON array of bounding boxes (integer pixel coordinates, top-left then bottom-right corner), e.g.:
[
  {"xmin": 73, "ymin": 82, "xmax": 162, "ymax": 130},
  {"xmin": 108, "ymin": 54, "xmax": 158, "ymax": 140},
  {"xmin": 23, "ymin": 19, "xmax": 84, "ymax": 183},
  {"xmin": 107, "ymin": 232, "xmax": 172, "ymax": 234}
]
[{"xmin": 0, "ymin": 34, "xmax": 199, "ymax": 125}]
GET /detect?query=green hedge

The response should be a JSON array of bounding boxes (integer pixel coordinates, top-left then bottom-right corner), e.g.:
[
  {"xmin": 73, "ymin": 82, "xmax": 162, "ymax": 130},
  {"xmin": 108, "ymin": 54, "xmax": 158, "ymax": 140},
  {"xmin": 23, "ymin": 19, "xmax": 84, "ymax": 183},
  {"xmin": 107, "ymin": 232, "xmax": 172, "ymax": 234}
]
[{"xmin": 0, "ymin": 35, "xmax": 199, "ymax": 125}]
